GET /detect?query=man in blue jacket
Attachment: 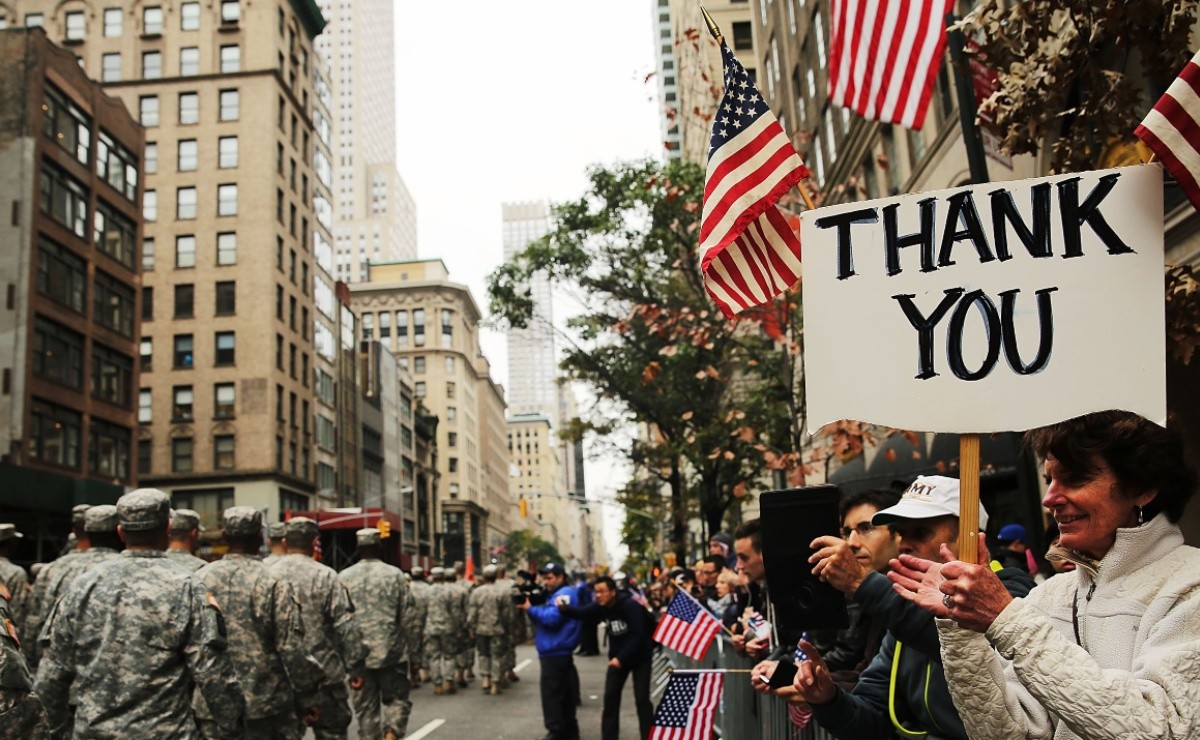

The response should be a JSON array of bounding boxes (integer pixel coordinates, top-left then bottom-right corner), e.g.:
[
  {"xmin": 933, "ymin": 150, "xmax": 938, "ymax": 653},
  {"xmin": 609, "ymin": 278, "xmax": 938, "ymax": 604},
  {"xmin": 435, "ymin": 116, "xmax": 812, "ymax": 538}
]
[
  {"xmin": 519, "ymin": 562, "xmax": 582, "ymax": 740},
  {"xmin": 560, "ymin": 576, "xmax": 652, "ymax": 740}
]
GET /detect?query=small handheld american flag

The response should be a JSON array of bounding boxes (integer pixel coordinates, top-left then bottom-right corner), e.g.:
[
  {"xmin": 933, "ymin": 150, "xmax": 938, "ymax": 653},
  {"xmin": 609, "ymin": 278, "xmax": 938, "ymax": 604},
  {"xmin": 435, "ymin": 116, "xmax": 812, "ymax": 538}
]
[
  {"xmin": 652, "ymin": 591, "xmax": 723, "ymax": 661},
  {"xmin": 650, "ymin": 672, "xmax": 724, "ymax": 740}
]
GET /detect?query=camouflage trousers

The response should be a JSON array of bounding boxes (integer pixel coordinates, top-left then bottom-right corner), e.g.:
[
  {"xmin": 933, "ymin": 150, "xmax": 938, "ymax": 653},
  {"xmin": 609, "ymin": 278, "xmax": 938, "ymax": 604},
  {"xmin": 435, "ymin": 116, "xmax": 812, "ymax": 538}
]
[
  {"xmin": 199, "ymin": 709, "xmax": 301, "ymax": 740},
  {"xmin": 474, "ymin": 634, "xmax": 509, "ymax": 679},
  {"xmin": 455, "ymin": 634, "xmax": 476, "ymax": 671},
  {"xmin": 424, "ymin": 633, "xmax": 456, "ymax": 685},
  {"xmin": 0, "ymin": 689, "xmax": 49, "ymax": 740},
  {"xmin": 311, "ymin": 681, "xmax": 353, "ymax": 740},
  {"xmin": 350, "ymin": 663, "xmax": 412, "ymax": 740}
]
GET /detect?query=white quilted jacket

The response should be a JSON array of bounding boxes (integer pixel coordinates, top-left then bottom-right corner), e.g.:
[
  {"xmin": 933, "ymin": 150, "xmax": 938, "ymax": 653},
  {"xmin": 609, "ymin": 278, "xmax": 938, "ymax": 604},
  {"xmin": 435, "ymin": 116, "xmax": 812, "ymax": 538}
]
[{"xmin": 937, "ymin": 513, "xmax": 1200, "ymax": 739}]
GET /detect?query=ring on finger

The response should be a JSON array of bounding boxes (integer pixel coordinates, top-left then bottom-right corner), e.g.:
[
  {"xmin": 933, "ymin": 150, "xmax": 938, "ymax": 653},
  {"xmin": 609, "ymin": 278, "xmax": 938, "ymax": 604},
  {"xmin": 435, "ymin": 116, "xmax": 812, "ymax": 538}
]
[{"xmin": 942, "ymin": 593, "xmax": 953, "ymax": 609}]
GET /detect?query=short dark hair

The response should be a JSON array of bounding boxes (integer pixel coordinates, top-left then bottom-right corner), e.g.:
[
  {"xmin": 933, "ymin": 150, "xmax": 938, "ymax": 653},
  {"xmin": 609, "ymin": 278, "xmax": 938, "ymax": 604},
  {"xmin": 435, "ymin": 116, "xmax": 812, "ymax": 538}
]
[
  {"xmin": 90, "ymin": 531, "xmax": 124, "ymax": 550},
  {"xmin": 702, "ymin": 554, "xmax": 725, "ymax": 571},
  {"xmin": 121, "ymin": 528, "xmax": 165, "ymax": 549},
  {"xmin": 594, "ymin": 575, "xmax": 617, "ymax": 592},
  {"xmin": 733, "ymin": 518, "xmax": 761, "ymax": 553},
  {"xmin": 1025, "ymin": 410, "xmax": 1197, "ymax": 523},
  {"xmin": 223, "ymin": 533, "xmax": 262, "ymax": 553},
  {"xmin": 839, "ymin": 488, "xmax": 902, "ymax": 521}
]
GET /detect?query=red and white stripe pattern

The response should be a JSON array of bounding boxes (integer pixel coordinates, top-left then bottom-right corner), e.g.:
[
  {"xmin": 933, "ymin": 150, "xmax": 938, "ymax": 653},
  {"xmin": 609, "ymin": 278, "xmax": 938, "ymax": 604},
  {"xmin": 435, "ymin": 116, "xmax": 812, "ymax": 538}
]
[
  {"xmin": 652, "ymin": 591, "xmax": 722, "ymax": 661},
  {"xmin": 700, "ymin": 42, "xmax": 808, "ymax": 319},
  {"xmin": 827, "ymin": 0, "xmax": 955, "ymax": 130},
  {"xmin": 1136, "ymin": 49, "xmax": 1200, "ymax": 212},
  {"xmin": 649, "ymin": 672, "xmax": 724, "ymax": 740}
]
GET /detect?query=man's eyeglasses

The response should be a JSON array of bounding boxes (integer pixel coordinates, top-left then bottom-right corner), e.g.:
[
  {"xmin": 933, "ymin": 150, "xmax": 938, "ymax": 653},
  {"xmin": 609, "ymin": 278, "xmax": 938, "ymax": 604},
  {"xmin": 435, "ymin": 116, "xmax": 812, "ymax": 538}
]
[{"xmin": 840, "ymin": 522, "xmax": 876, "ymax": 539}]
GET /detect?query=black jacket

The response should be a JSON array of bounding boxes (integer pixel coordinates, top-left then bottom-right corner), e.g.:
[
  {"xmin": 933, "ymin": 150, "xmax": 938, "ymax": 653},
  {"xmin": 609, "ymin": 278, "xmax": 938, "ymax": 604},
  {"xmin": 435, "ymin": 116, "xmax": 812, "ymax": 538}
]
[{"xmin": 564, "ymin": 591, "xmax": 652, "ymax": 668}]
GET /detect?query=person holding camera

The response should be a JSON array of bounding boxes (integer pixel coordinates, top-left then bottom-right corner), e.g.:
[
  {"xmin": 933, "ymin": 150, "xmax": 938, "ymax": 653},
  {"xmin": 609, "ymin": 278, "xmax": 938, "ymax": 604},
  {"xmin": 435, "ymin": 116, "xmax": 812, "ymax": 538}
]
[{"xmin": 518, "ymin": 563, "xmax": 582, "ymax": 740}]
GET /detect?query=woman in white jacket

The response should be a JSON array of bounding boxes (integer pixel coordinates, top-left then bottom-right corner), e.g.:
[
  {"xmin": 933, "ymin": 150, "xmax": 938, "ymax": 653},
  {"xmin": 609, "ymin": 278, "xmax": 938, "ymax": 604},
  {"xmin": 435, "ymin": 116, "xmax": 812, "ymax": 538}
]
[{"xmin": 889, "ymin": 410, "xmax": 1200, "ymax": 739}]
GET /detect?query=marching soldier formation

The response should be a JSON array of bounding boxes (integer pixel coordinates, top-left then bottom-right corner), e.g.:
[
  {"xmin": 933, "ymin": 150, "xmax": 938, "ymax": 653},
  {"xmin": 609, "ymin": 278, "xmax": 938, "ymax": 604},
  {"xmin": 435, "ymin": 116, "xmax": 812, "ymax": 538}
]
[{"xmin": 0, "ymin": 489, "xmax": 534, "ymax": 740}]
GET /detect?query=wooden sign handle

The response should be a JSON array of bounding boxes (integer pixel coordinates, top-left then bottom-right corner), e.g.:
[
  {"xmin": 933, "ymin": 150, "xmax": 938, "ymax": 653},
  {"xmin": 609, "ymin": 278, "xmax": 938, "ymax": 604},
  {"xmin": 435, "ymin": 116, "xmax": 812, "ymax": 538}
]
[{"xmin": 958, "ymin": 433, "xmax": 981, "ymax": 562}]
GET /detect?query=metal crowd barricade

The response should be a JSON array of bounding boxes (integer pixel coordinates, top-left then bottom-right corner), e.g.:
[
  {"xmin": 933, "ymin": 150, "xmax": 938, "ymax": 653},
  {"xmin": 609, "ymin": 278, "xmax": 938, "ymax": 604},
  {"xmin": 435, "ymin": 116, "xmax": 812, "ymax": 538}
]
[{"xmin": 652, "ymin": 635, "xmax": 836, "ymax": 740}]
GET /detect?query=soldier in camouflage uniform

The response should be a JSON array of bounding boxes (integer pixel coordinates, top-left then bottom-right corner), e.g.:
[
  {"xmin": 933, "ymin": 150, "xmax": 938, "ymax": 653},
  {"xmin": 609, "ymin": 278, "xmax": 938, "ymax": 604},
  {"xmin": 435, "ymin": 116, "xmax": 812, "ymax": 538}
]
[
  {"xmin": 0, "ymin": 525, "xmax": 30, "ymax": 639},
  {"xmin": 263, "ymin": 521, "xmax": 288, "ymax": 567},
  {"xmin": 26, "ymin": 505, "xmax": 123, "ymax": 671},
  {"xmin": 406, "ymin": 566, "xmax": 430, "ymax": 687},
  {"xmin": 468, "ymin": 565, "xmax": 513, "ymax": 695},
  {"xmin": 269, "ymin": 517, "xmax": 366, "ymax": 740},
  {"xmin": 195, "ymin": 506, "xmax": 321, "ymax": 739},
  {"xmin": 166, "ymin": 508, "xmax": 208, "ymax": 572},
  {"xmin": 423, "ymin": 567, "xmax": 461, "ymax": 695},
  {"xmin": 338, "ymin": 528, "xmax": 412, "ymax": 739},
  {"xmin": 495, "ymin": 565, "xmax": 521, "ymax": 683},
  {"xmin": 36, "ymin": 489, "xmax": 245, "ymax": 738},
  {"xmin": 452, "ymin": 562, "xmax": 476, "ymax": 684},
  {"xmin": 0, "ymin": 578, "xmax": 48, "ymax": 738}
]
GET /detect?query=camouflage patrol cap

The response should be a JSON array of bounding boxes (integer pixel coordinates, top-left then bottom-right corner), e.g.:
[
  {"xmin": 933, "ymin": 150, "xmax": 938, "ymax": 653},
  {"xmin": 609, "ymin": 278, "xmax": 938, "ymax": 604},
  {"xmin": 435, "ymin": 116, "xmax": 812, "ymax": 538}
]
[
  {"xmin": 169, "ymin": 508, "xmax": 204, "ymax": 533},
  {"xmin": 410, "ymin": 565, "xmax": 425, "ymax": 577},
  {"xmin": 356, "ymin": 527, "xmax": 381, "ymax": 547},
  {"xmin": 482, "ymin": 564, "xmax": 498, "ymax": 579},
  {"xmin": 285, "ymin": 516, "xmax": 319, "ymax": 540},
  {"xmin": 83, "ymin": 505, "xmax": 119, "ymax": 533},
  {"xmin": 267, "ymin": 521, "xmax": 287, "ymax": 540},
  {"xmin": 222, "ymin": 506, "xmax": 262, "ymax": 536},
  {"xmin": 71, "ymin": 504, "xmax": 91, "ymax": 528},
  {"xmin": 0, "ymin": 524, "xmax": 22, "ymax": 543},
  {"xmin": 430, "ymin": 566, "xmax": 445, "ymax": 579},
  {"xmin": 116, "ymin": 489, "xmax": 171, "ymax": 531}
]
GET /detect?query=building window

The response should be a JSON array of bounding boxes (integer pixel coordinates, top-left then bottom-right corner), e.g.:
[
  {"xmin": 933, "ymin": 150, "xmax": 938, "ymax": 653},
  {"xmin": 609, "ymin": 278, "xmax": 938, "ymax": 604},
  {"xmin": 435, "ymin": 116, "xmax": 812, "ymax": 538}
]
[
  {"xmin": 218, "ymin": 136, "xmax": 237, "ymax": 168},
  {"xmin": 172, "ymin": 385, "xmax": 194, "ymax": 420},
  {"xmin": 413, "ymin": 308, "xmax": 425, "ymax": 347},
  {"xmin": 172, "ymin": 438, "xmax": 193, "ymax": 472},
  {"xmin": 30, "ymin": 399, "xmax": 81, "ymax": 468},
  {"xmin": 93, "ymin": 271, "xmax": 134, "ymax": 337},
  {"xmin": 91, "ymin": 343, "xmax": 133, "ymax": 407},
  {"xmin": 33, "ymin": 317, "xmax": 84, "ymax": 389},
  {"xmin": 101, "ymin": 53, "xmax": 121, "ymax": 82},
  {"xmin": 361, "ymin": 312, "xmax": 373, "ymax": 340},
  {"xmin": 177, "ymin": 139, "xmax": 198, "ymax": 171},
  {"xmin": 444, "ymin": 356, "xmax": 455, "ymax": 374},
  {"xmin": 144, "ymin": 142, "xmax": 157, "ymax": 173},
  {"xmin": 414, "ymin": 381, "xmax": 425, "ymax": 398},
  {"xmin": 396, "ymin": 310, "xmax": 408, "ymax": 347},
  {"xmin": 217, "ymin": 184, "xmax": 237, "ymax": 216},
  {"xmin": 42, "ymin": 85, "xmax": 91, "ymax": 165},
  {"xmin": 378, "ymin": 311, "xmax": 391, "ymax": 339},
  {"xmin": 141, "ymin": 286, "xmax": 153, "ymax": 321},
  {"xmin": 103, "ymin": 7, "xmax": 123, "ymax": 36},
  {"xmin": 180, "ymin": 46, "xmax": 199, "ymax": 76},
  {"xmin": 219, "ymin": 45, "xmax": 240, "ymax": 73},
  {"xmin": 139, "ymin": 388, "xmax": 152, "ymax": 423},
  {"xmin": 448, "ymin": 457, "xmax": 458, "ymax": 473},
  {"xmin": 214, "ymin": 383, "xmax": 235, "ymax": 418},
  {"xmin": 214, "ymin": 332, "xmax": 235, "ymax": 365},
  {"xmin": 213, "ymin": 435, "xmax": 235, "ymax": 469},
  {"xmin": 139, "ymin": 95, "xmax": 158, "ymax": 126},
  {"xmin": 446, "ymin": 406, "xmax": 456, "ymax": 421},
  {"xmin": 220, "ymin": 0, "xmax": 240, "ymax": 23},
  {"xmin": 413, "ymin": 356, "xmax": 425, "ymax": 374},
  {"xmin": 38, "ymin": 163, "xmax": 88, "ymax": 237},
  {"xmin": 142, "ymin": 237, "xmax": 154, "ymax": 271},
  {"xmin": 140, "ymin": 338, "xmax": 152, "ymax": 371},
  {"xmin": 93, "ymin": 201, "xmax": 136, "ymax": 269},
  {"xmin": 448, "ymin": 431, "xmax": 457, "ymax": 448},
  {"xmin": 275, "ymin": 334, "xmax": 283, "ymax": 369},
  {"xmin": 174, "ymin": 334, "xmax": 194, "ymax": 368},
  {"xmin": 143, "ymin": 189, "xmax": 156, "ymax": 221},
  {"xmin": 96, "ymin": 132, "xmax": 138, "ymax": 203},
  {"xmin": 36, "ymin": 238, "xmax": 86, "ymax": 313},
  {"xmin": 171, "ymin": 488, "xmax": 233, "ymax": 530},
  {"xmin": 215, "ymin": 281, "xmax": 235, "ymax": 315},
  {"xmin": 175, "ymin": 234, "xmax": 196, "ymax": 268},
  {"xmin": 440, "ymin": 309, "xmax": 453, "ymax": 348},
  {"xmin": 143, "ymin": 6, "xmax": 162, "ymax": 34},
  {"xmin": 180, "ymin": 1, "xmax": 199, "ymax": 30},
  {"xmin": 177, "ymin": 187, "xmax": 197, "ymax": 219},
  {"xmin": 89, "ymin": 420, "xmax": 130, "ymax": 479},
  {"xmin": 179, "ymin": 92, "xmax": 199, "ymax": 125},
  {"xmin": 216, "ymin": 232, "xmax": 236, "ymax": 265},
  {"xmin": 174, "ymin": 283, "xmax": 194, "ymax": 318},
  {"xmin": 142, "ymin": 50, "xmax": 162, "ymax": 79},
  {"xmin": 219, "ymin": 89, "xmax": 239, "ymax": 121},
  {"xmin": 137, "ymin": 439, "xmax": 151, "ymax": 475}
]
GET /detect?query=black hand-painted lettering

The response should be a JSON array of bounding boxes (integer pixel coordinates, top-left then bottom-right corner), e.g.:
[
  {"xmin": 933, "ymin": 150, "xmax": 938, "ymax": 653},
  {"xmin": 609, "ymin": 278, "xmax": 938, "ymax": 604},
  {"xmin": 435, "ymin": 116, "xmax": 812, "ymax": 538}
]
[
  {"xmin": 937, "ymin": 190, "xmax": 995, "ymax": 268},
  {"xmin": 946, "ymin": 290, "xmax": 1001, "ymax": 381},
  {"xmin": 990, "ymin": 183, "xmax": 1052, "ymax": 261},
  {"xmin": 1056, "ymin": 173, "xmax": 1134, "ymax": 258},
  {"xmin": 893, "ymin": 288, "xmax": 964, "ymax": 379},
  {"xmin": 883, "ymin": 198, "xmax": 938, "ymax": 277},
  {"xmin": 999, "ymin": 287, "xmax": 1058, "ymax": 374},
  {"xmin": 814, "ymin": 208, "xmax": 879, "ymax": 280}
]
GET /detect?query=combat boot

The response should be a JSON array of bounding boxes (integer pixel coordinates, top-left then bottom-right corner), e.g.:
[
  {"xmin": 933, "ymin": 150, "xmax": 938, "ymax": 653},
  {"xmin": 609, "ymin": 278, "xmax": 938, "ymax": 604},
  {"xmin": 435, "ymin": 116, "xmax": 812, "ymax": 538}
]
[
  {"xmin": 466, "ymin": 667, "xmax": 475, "ymax": 679},
  {"xmin": 507, "ymin": 670, "xmax": 520, "ymax": 682},
  {"xmin": 481, "ymin": 675, "xmax": 491, "ymax": 691},
  {"xmin": 490, "ymin": 681, "xmax": 500, "ymax": 696},
  {"xmin": 433, "ymin": 682, "xmax": 445, "ymax": 696},
  {"xmin": 420, "ymin": 668, "xmax": 432, "ymax": 684},
  {"xmin": 455, "ymin": 669, "xmax": 467, "ymax": 687},
  {"xmin": 443, "ymin": 680, "xmax": 457, "ymax": 695}
]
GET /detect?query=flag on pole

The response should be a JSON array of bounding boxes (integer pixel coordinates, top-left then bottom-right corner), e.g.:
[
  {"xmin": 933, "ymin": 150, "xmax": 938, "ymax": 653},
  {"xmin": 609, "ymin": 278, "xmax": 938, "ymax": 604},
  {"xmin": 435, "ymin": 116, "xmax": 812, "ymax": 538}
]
[
  {"xmin": 827, "ymin": 0, "xmax": 955, "ymax": 129},
  {"xmin": 649, "ymin": 672, "xmax": 724, "ymax": 740},
  {"xmin": 1135, "ymin": 49, "xmax": 1200, "ymax": 211},
  {"xmin": 652, "ymin": 591, "xmax": 722, "ymax": 661},
  {"xmin": 699, "ymin": 41, "xmax": 809, "ymax": 319}
]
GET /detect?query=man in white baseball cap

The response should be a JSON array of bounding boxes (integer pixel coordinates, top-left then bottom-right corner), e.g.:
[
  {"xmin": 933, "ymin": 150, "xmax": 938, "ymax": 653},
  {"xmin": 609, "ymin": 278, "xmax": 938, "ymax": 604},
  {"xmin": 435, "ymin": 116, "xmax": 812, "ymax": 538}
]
[{"xmin": 871, "ymin": 475, "xmax": 987, "ymax": 563}]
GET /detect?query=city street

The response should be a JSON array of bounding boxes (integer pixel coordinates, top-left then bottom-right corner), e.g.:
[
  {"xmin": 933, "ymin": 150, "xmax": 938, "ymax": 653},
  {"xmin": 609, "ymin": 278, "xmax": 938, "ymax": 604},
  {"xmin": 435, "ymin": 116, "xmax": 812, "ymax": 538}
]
[{"xmin": 334, "ymin": 643, "xmax": 645, "ymax": 740}]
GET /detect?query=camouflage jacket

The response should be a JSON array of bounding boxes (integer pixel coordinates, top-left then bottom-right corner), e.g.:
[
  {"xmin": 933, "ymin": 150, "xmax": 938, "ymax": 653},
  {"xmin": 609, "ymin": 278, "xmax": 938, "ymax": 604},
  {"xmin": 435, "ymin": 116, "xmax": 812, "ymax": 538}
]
[
  {"xmin": 0, "ymin": 558, "xmax": 30, "ymax": 638},
  {"xmin": 404, "ymin": 580, "xmax": 430, "ymax": 656},
  {"xmin": 468, "ymin": 582, "xmax": 513, "ymax": 637},
  {"xmin": 0, "ymin": 583, "xmax": 34, "ymax": 692},
  {"xmin": 35, "ymin": 551, "xmax": 244, "ymax": 739},
  {"xmin": 196, "ymin": 554, "xmax": 322, "ymax": 719},
  {"xmin": 338, "ymin": 559, "xmax": 408, "ymax": 669},
  {"xmin": 424, "ymin": 582, "xmax": 465, "ymax": 636},
  {"xmin": 26, "ymin": 548, "xmax": 120, "ymax": 668},
  {"xmin": 166, "ymin": 548, "xmax": 208, "ymax": 572},
  {"xmin": 269, "ymin": 554, "xmax": 366, "ymax": 683}
]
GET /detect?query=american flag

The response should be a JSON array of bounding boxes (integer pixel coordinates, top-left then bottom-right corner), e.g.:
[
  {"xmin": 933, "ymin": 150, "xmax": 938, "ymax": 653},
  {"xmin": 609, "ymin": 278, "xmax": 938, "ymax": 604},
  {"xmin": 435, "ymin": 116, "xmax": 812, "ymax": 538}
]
[
  {"xmin": 649, "ymin": 672, "xmax": 724, "ymax": 740},
  {"xmin": 699, "ymin": 41, "xmax": 809, "ymax": 319},
  {"xmin": 652, "ymin": 591, "xmax": 722, "ymax": 661},
  {"xmin": 827, "ymin": 0, "xmax": 955, "ymax": 129},
  {"xmin": 1136, "ymin": 49, "xmax": 1200, "ymax": 211}
]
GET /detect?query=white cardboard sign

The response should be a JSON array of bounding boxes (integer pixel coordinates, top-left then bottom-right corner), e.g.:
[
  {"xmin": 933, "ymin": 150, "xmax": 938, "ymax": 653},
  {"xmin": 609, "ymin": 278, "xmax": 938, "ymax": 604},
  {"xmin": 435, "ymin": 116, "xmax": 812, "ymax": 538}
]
[{"xmin": 800, "ymin": 165, "xmax": 1165, "ymax": 434}]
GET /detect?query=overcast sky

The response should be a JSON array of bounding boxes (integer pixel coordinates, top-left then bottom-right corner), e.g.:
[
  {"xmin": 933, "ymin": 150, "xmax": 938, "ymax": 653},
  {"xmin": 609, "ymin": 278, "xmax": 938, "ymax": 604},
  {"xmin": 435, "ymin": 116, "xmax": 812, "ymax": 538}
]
[{"xmin": 393, "ymin": 1, "xmax": 665, "ymax": 565}]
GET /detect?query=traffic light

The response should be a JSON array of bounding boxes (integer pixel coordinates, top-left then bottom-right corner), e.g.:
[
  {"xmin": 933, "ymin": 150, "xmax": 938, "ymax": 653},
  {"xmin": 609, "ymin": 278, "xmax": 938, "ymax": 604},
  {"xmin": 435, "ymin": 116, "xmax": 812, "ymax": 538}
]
[
  {"xmin": 377, "ymin": 518, "xmax": 391, "ymax": 538},
  {"xmin": 518, "ymin": 497, "xmax": 528, "ymax": 518}
]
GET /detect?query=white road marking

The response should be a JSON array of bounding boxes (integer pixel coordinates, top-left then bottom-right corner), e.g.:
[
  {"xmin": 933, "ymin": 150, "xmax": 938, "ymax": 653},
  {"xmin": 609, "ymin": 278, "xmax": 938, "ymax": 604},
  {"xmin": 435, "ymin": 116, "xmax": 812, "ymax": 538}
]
[
  {"xmin": 514, "ymin": 658, "xmax": 532, "ymax": 673},
  {"xmin": 406, "ymin": 719, "xmax": 446, "ymax": 740}
]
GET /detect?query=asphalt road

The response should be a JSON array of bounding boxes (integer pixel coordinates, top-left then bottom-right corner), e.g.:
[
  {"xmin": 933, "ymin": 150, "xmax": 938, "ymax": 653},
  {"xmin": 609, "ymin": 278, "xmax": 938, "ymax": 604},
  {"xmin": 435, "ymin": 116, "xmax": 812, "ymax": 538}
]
[{"xmin": 330, "ymin": 642, "xmax": 646, "ymax": 740}]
